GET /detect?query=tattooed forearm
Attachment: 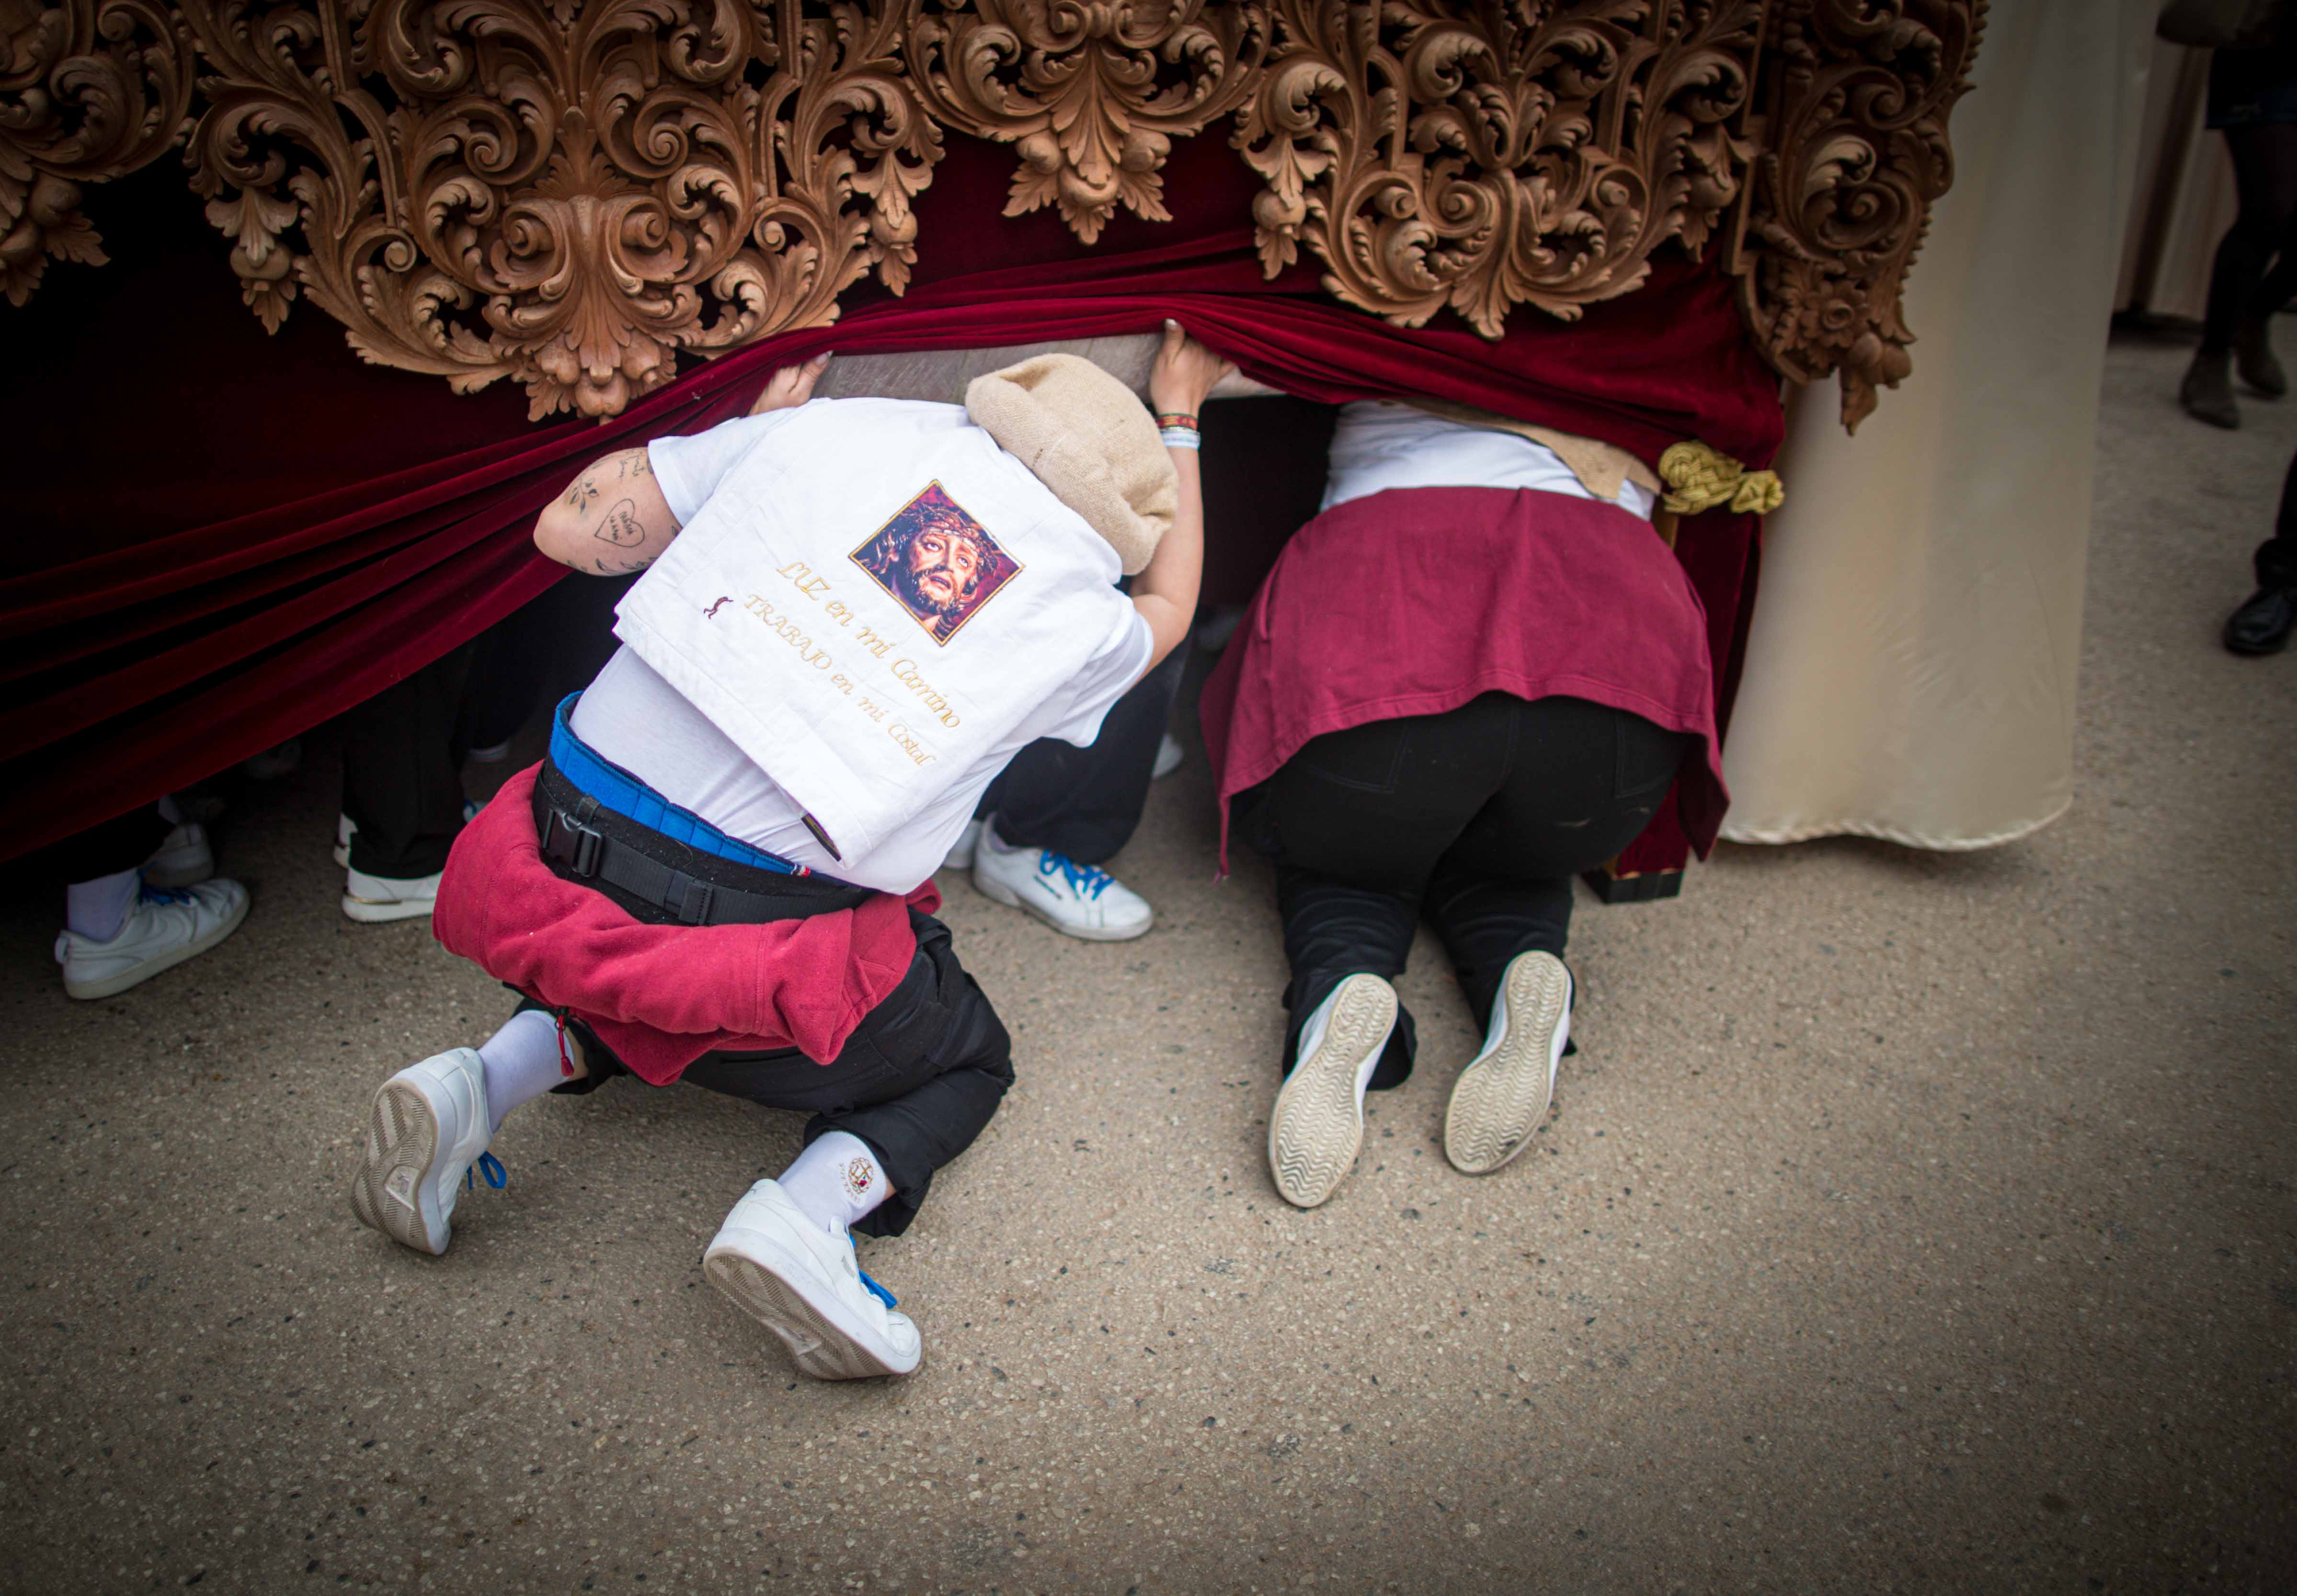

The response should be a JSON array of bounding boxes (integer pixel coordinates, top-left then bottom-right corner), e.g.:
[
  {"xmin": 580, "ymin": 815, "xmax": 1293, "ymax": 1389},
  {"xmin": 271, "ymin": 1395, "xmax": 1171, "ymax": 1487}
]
[
  {"xmin": 594, "ymin": 499, "xmax": 647, "ymax": 547},
  {"xmin": 616, "ymin": 453, "xmax": 651, "ymax": 480},
  {"xmin": 563, "ymin": 474, "xmax": 599, "ymax": 512}
]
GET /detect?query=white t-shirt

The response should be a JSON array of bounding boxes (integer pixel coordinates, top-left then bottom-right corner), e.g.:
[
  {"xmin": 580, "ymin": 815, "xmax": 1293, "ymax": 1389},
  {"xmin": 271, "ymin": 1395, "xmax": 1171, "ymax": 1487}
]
[
  {"xmin": 1321, "ymin": 401, "xmax": 1657, "ymax": 520},
  {"xmin": 570, "ymin": 410, "xmax": 1153, "ymax": 894}
]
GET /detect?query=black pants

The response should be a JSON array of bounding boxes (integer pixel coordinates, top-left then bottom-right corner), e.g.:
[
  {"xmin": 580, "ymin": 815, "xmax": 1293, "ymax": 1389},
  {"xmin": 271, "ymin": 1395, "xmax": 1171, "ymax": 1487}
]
[
  {"xmin": 51, "ymin": 806, "xmax": 172, "ymax": 886},
  {"xmin": 979, "ymin": 638, "xmax": 1189, "ymax": 864},
  {"xmin": 2204, "ymin": 123, "xmax": 2297, "ymax": 355},
  {"xmin": 1246, "ymin": 693, "xmax": 1688, "ymax": 1086},
  {"xmin": 340, "ymin": 640, "xmax": 478, "ymax": 879},
  {"xmin": 2256, "ymin": 446, "xmax": 2297, "ymax": 591},
  {"xmin": 521, "ymin": 782, "xmax": 1012, "ymax": 1239}
]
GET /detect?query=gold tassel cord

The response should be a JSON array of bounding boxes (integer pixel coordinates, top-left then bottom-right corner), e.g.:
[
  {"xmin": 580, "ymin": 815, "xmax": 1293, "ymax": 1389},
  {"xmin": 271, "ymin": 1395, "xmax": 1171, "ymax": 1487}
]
[{"xmin": 1657, "ymin": 440, "xmax": 1785, "ymax": 517}]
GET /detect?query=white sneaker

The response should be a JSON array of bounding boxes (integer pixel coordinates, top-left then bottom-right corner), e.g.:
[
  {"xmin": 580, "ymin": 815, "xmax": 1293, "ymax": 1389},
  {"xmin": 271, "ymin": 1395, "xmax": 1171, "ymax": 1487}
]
[
  {"xmin": 1444, "ymin": 952, "xmax": 1571, "ymax": 1174},
  {"xmin": 703, "ymin": 1180, "xmax": 923, "ymax": 1379},
  {"xmin": 940, "ymin": 817, "xmax": 984, "ymax": 872},
  {"xmin": 970, "ymin": 822, "xmax": 1152, "ymax": 941},
  {"xmin": 142, "ymin": 822, "xmax": 215, "ymax": 889},
  {"xmin": 1153, "ymin": 732, "xmax": 1184, "ymax": 780},
  {"xmin": 1267, "ymin": 973, "xmax": 1397, "ymax": 1209},
  {"xmin": 53, "ymin": 878, "xmax": 250, "ymax": 1000},
  {"xmin": 332, "ymin": 812, "xmax": 355, "ymax": 868},
  {"xmin": 342, "ymin": 866, "xmax": 441, "ymax": 923},
  {"xmin": 350, "ymin": 1048, "xmax": 496, "ymax": 1256}
]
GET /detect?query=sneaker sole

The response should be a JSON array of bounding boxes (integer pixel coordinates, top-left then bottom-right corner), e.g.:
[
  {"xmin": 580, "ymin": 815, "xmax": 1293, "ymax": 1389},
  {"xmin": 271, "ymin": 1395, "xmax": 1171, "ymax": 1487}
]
[
  {"xmin": 704, "ymin": 1244, "xmax": 913, "ymax": 1381},
  {"xmin": 1444, "ymin": 952, "xmax": 1570, "ymax": 1175},
  {"xmin": 350, "ymin": 1079, "xmax": 449, "ymax": 1255},
  {"xmin": 61, "ymin": 891, "xmax": 251, "ymax": 1000},
  {"xmin": 341, "ymin": 894, "xmax": 437, "ymax": 924},
  {"xmin": 970, "ymin": 871, "xmax": 1152, "ymax": 943},
  {"xmin": 1267, "ymin": 974, "xmax": 1396, "ymax": 1209}
]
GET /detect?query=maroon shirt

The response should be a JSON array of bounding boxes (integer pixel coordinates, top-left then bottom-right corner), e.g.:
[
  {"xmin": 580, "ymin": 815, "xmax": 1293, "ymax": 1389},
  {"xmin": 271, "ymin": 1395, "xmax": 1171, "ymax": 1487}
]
[{"xmin": 1198, "ymin": 486, "xmax": 1729, "ymax": 868}]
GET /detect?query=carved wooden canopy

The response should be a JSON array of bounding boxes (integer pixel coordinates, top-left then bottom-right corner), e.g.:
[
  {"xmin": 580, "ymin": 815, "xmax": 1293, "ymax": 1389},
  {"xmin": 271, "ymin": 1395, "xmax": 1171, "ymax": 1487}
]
[{"xmin": 1, "ymin": 0, "xmax": 1983, "ymax": 429}]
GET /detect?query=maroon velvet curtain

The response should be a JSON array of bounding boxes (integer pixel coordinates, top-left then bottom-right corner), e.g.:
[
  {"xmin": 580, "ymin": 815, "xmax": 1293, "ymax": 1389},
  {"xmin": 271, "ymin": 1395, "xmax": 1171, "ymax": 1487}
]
[{"xmin": 1, "ymin": 134, "xmax": 1781, "ymax": 863}]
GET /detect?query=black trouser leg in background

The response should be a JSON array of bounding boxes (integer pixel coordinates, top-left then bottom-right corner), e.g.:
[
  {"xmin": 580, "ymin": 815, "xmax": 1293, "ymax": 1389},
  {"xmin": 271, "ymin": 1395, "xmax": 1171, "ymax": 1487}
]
[
  {"xmin": 50, "ymin": 806, "xmax": 174, "ymax": 887},
  {"xmin": 2258, "ymin": 445, "xmax": 2297, "ymax": 590},
  {"xmin": 978, "ymin": 638, "xmax": 1190, "ymax": 864},
  {"xmin": 2204, "ymin": 124, "xmax": 2297, "ymax": 355},
  {"xmin": 340, "ymin": 640, "xmax": 477, "ymax": 879}
]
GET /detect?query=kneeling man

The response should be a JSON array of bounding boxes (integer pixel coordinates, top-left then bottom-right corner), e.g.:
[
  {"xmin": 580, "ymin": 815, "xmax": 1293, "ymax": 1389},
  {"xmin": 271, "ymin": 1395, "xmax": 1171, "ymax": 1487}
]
[{"xmin": 347, "ymin": 325, "xmax": 1229, "ymax": 1379}]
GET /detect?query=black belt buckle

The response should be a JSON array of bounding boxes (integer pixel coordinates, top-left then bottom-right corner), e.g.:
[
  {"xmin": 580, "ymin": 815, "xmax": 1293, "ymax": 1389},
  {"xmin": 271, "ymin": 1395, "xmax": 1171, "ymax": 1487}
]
[
  {"xmin": 675, "ymin": 878, "xmax": 716, "ymax": 926},
  {"xmin": 544, "ymin": 809, "xmax": 605, "ymax": 879}
]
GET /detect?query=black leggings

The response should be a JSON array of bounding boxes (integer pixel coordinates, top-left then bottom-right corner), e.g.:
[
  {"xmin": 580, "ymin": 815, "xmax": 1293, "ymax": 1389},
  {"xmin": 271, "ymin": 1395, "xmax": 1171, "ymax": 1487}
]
[
  {"xmin": 1246, "ymin": 693, "xmax": 1689, "ymax": 1086},
  {"xmin": 2204, "ymin": 124, "xmax": 2297, "ymax": 355}
]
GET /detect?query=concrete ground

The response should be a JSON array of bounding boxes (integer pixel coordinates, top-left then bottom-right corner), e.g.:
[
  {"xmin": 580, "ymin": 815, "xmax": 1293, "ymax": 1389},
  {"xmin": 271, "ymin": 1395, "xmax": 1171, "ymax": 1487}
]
[{"xmin": 3, "ymin": 332, "xmax": 2293, "ymax": 1595}]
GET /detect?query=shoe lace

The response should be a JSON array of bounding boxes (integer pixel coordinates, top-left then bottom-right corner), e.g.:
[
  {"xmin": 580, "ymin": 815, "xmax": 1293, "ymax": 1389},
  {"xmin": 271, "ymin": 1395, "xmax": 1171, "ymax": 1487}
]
[
  {"xmin": 846, "ymin": 1235, "xmax": 897, "ymax": 1309},
  {"xmin": 464, "ymin": 1151, "xmax": 507, "ymax": 1192},
  {"xmin": 1036, "ymin": 851, "xmax": 1112, "ymax": 901}
]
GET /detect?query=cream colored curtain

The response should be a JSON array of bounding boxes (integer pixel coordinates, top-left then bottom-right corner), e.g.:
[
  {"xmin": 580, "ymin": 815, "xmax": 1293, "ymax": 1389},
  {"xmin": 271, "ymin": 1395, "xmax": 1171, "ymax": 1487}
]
[{"xmin": 1718, "ymin": 0, "xmax": 2160, "ymax": 850}]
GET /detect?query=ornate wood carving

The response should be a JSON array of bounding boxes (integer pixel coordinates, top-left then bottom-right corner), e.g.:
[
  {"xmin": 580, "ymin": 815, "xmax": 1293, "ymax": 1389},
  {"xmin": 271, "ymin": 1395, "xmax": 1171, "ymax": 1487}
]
[
  {"xmin": 0, "ymin": 0, "xmax": 1985, "ymax": 430},
  {"xmin": 1730, "ymin": 0, "xmax": 1985, "ymax": 431},
  {"xmin": 178, "ymin": 0, "xmax": 941, "ymax": 419},
  {"xmin": 1236, "ymin": 0, "xmax": 1765, "ymax": 338},
  {"xmin": 904, "ymin": 0, "xmax": 1268, "ymax": 245},
  {"xmin": 1, "ymin": 0, "xmax": 193, "ymax": 305}
]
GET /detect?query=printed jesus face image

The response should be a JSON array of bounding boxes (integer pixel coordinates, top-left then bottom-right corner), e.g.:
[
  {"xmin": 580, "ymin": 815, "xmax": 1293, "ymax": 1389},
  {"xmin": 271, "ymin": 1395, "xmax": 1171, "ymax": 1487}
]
[{"xmin": 851, "ymin": 482, "xmax": 1021, "ymax": 645}]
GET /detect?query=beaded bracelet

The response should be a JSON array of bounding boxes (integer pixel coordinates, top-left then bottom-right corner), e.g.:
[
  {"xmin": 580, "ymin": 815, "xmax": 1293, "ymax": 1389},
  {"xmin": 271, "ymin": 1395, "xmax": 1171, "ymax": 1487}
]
[{"xmin": 1159, "ymin": 426, "xmax": 1202, "ymax": 451}]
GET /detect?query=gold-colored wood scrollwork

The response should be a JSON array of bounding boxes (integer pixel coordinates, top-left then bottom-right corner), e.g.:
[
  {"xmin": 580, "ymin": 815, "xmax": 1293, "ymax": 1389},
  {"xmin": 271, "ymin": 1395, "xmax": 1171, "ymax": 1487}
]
[
  {"xmin": 904, "ymin": 0, "xmax": 1269, "ymax": 245},
  {"xmin": 179, "ymin": 0, "xmax": 940, "ymax": 419},
  {"xmin": 1235, "ymin": 0, "xmax": 1766, "ymax": 337},
  {"xmin": 1729, "ymin": 0, "xmax": 1986, "ymax": 431},
  {"xmin": 0, "ymin": 0, "xmax": 194, "ymax": 305},
  {"xmin": 0, "ymin": 0, "xmax": 1986, "ymax": 431}
]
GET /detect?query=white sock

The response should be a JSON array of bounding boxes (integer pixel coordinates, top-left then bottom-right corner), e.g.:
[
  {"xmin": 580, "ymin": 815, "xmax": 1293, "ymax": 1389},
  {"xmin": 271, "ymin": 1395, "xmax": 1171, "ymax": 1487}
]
[
  {"xmin": 778, "ymin": 1131, "xmax": 892, "ymax": 1237},
  {"xmin": 1297, "ymin": 979, "xmax": 1388, "ymax": 1110},
  {"xmin": 66, "ymin": 869, "xmax": 140, "ymax": 942},
  {"xmin": 476, "ymin": 1009, "xmax": 569, "ymax": 1138}
]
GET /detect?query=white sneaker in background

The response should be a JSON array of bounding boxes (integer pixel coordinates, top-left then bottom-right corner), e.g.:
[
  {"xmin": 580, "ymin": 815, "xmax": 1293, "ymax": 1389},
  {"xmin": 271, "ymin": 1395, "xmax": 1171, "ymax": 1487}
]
[
  {"xmin": 970, "ymin": 821, "xmax": 1152, "ymax": 941},
  {"xmin": 1267, "ymin": 973, "xmax": 1397, "ymax": 1209},
  {"xmin": 141, "ymin": 822, "xmax": 215, "ymax": 889},
  {"xmin": 333, "ymin": 812, "xmax": 355, "ymax": 868},
  {"xmin": 704, "ymin": 1180, "xmax": 923, "ymax": 1379},
  {"xmin": 342, "ymin": 866, "xmax": 442, "ymax": 923},
  {"xmin": 54, "ymin": 878, "xmax": 250, "ymax": 1000},
  {"xmin": 940, "ymin": 817, "xmax": 984, "ymax": 872},
  {"xmin": 1443, "ymin": 951, "xmax": 1571, "ymax": 1176},
  {"xmin": 1153, "ymin": 732, "xmax": 1184, "ymax": 780},
  {"xmin": 350, "ymin": 1048, "xmax": 496, "ymax": 1256}
]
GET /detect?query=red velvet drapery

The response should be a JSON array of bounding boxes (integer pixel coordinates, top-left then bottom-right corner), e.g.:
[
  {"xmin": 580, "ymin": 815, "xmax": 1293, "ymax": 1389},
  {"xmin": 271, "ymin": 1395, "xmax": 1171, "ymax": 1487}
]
[{"xmin": 2, "ymin": 133, "xmax": 1782, "ymax": 864}]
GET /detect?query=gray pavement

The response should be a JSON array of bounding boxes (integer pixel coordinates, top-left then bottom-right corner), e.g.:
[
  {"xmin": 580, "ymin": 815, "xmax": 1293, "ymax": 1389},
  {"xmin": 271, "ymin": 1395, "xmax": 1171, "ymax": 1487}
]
[{"xmin": 2, "ymin": 332, "xmax": 2293, "ymax": 1593}]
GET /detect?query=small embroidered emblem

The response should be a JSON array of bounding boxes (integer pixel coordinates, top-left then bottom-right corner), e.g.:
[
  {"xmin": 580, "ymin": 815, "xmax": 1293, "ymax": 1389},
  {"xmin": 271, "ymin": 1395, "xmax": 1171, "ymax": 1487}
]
[
  {"xmin": 704, "ymin": 596, "xmax": 732, "ymax": 620},
  {"xmin": 842, "ymin": 1158, "xmax": 877, "ymax": 1201}
]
